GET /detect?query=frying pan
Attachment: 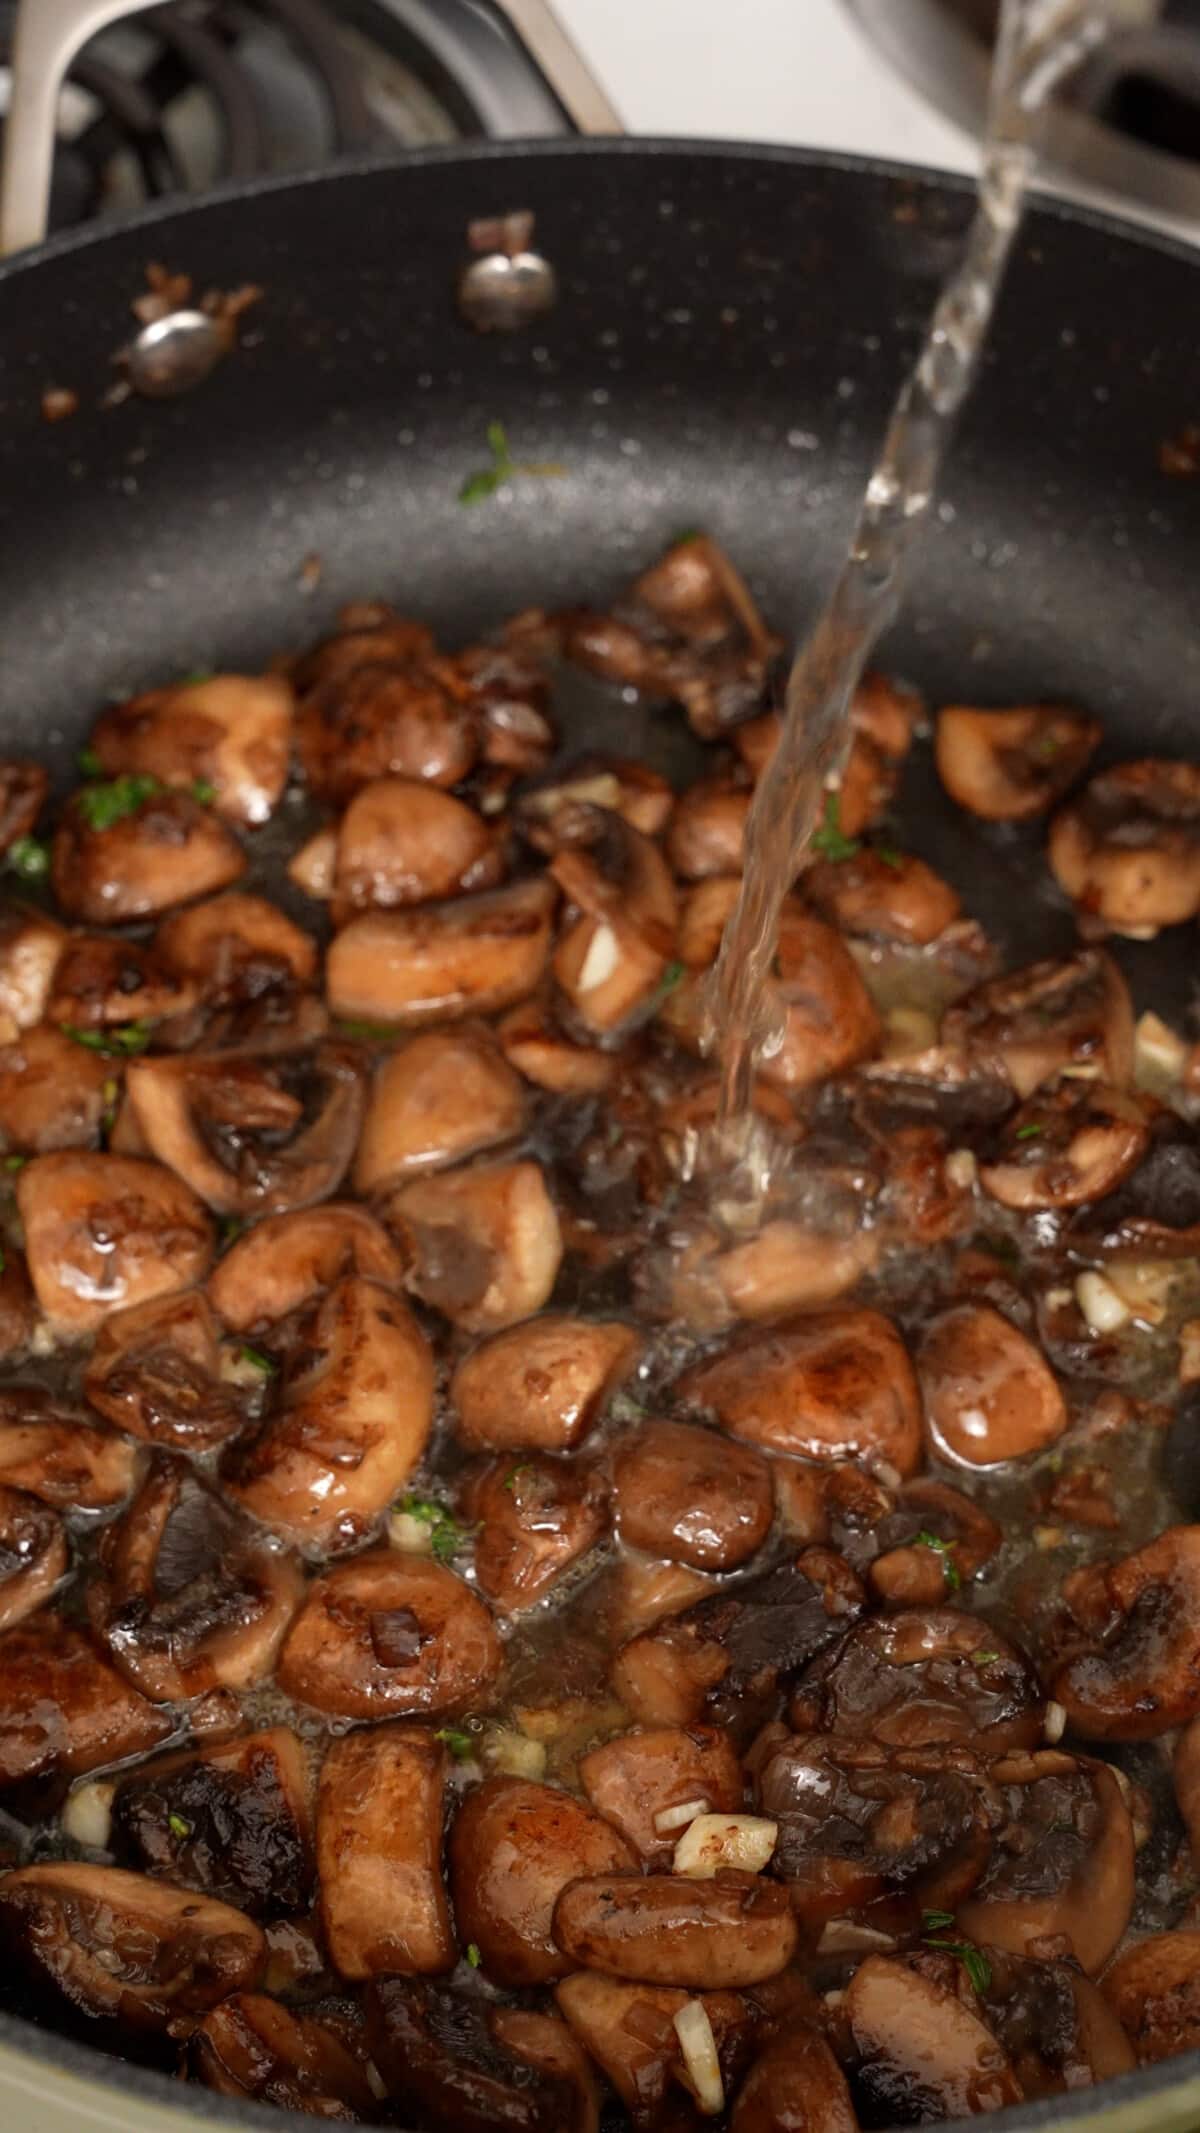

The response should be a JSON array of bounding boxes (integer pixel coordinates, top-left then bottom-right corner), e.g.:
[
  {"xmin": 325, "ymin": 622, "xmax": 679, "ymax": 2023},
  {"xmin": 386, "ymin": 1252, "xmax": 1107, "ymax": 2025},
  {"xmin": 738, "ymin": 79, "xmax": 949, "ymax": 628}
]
[{"xmin": 1, "ymin": 6, "xmax": 1200, "ymax": 2132}]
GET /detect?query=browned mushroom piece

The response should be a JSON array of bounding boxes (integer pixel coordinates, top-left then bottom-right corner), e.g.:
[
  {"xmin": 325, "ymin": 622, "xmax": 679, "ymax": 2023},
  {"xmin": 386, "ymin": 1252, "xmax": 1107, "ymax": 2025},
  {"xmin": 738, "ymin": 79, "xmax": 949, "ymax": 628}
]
[
  {"xmin": 109, "ymin": 1726, "xmax": 315, "ymax": 1917},
  {"xmin": 934, "ymin": 704, "xmax": 1101, "ymax": 821},
  {"xmin": 978, "ymin": 1079, "xmax": 1150, "ymax": 1212},
  {"xmin": 1066, "ymin": 1108, "xmax": 1200, "ymax": 1260},
  {"xmin": 208, "ymin": 1202, "xmax": 403, "ymax": 1331},
  {"xmin": 610, "ymin": 1419, "xmax": 774, "ymax": 1572},
  {"xmin": 954, "ymin": 1749, "xmax": 1134, "ymax": 1974},
  {"xmin": 613, "ymin": 1548, "xmax": 865, "ymax": 1735},
  {"xmin": 665, "ymin": 777, "xmax": 751, "ymax": 881},
  {"xmin": 156, "ymin": 891, "xmax": 318, "ymax": 1003},
  {"xmin": 760, "ymin": 1733, "xmax": 993, "ymax": 1927},
  {"xmin": 496, "ymin": 998, "xmax": 615, "ymax": 1096},
  {"xmin": 87, "ymin": 1462, "xmax": 303, "ymax": 1702},
  {"xmin": 89, "ymin": 674, "xmax": 293, "ymax": 825},
  {"xmin": 318, "ymin": 1725, "xmax": 455, "ymax": 1978},
  {"xmin": 462, "ymin": 1454, "xmax": 609, "ymax": 1613},
  {"xmin": 0, "ymin": 1252, "xmax": 34, "ymax": 1361},
  {"xmin": 327, "ymin": 876, "xmax": 555, "ymax": 1026},
  {"xmin": 449, "ymin": 1775, "xmax": 637, "ymax": 1985},
  {"xmin": 385, "ymin": 1158, "xmax": 562, "ymax": 1334},
  {"xmin": 488, "ymin": 2011, "xmax": 601, "ymax": 2133},
  {"xmin": 457, "ymin": 642, "xmax": 556, "ymax": 776},
  {"xmin": 918, "ymin": 1303, "xmax": 1068, "ymax": 1467},
  {"xmin": 0, "ymin": 1613, "xmax": 170, "ymax": 1792},
  {"xmin": 17, "ymin": 1150, "xmax": 213, "ymax": 1333},
  {"xmin": 44, "ymin": 933, "xmax": 197, "ymax": 1037},
  {"xmin": 1102, "ymin": 1931, "xmax": 1200, "ymax": 2063},
  {"xmin": 452, "ymin": 1315, "xmax": 642, "ymax": 1452},
  {"xmin": 1175, "ymin": 1714, "xmax": 1200, "ymax": 1866},
  {"xmin": 549, "ymin": 805, "xmax": 678, "ymax": 1036},
  {"xmin": 352, "ymin": 1025, "xmax": 524, "ymax": 1192},
  {"xmin": 731, "ymin": 2021, "xmax": 860, "ymax": 2133},
  {"xmin": 367, "ymin": 1976, "xmax": 590, "ymax": 2133},
  {"xmin": 332, "ymin": 776, "xmax": 502, "ymax": 923},
  {"xmin": 226, "ymin": 1277, "xmax": 434, "ymax": 1552},
  {"xmin": 1049, "ymin": 760, "xmax": 1200, "ymax": 937},
  {"xmin": 517, "ymin": 756, "xmax": 673, "ymax": 843},
  {"xmin": 292, "ymin": 613, "xmax": 436, "ymax": 697},
  {"xmin": 977, "ymin": 1951, "xmax": 1135, "ymax": 2097},
  {"xmin": 1049, "ymin": 1525, "xmax": 1200, "ymax": 1739},
  {"xmin": 0, "ymin": 1864, "xmax": 265, "ymax": 2029},
  {"xmin": 632, "ymin": 534, "xmax": 773, "ymax": 660},
  {"xmin": 52, "ymin": 786, "xmax": 245, "ymax": 924},
  {"xmin": 296, "ymin": 653, "xmax": 479, "ymax": 806},
  {"xmin": 578, "ymin": 1724, "xmax": 744, "ymax": 1865},
  {"xmin": 553, "ymin": 1872, "xmax": 797, "ymax": 1990},
  {"xmin": 842, "ymin": 1954, "xmax": 1022, "ymax": 2120},
  {"xmin": 0, "ymin": 1025, "xmax": 113, "ymax": 1155},
  {"xmin": 0, "ymin": 1391, "xmax": 140, "ymax": 1508},
  {"xmin": 761, "ymin": 905, "xmax": 881, "ymax": 1090},
  {"xmin": 680, "ymin": 1308, "xmax": 923, "ymax": 1478},
  {"xmin": 0, "ymin": 904, "xmax": 66, "ymax": 1031},
  {"xmin": 277, "ymin": 1549, "xmax": 501, "ymax": 1720},
  {"xmin": 0, "ymin": 761, "xmax": 47, "ymax": 854},
  {"xmin": 806, "ymin": 846, "xmax": 962, "ymax": 946},
  {"xmin": 555, "ymin": 1971, "xmax": 754, "ymax": 2129},
  {"xmin": 790, "ymin": 1609, "xmax": 1044, "ymax": 1752},
  {"xmin": 83, "ymin": 1288, "xmax": 242, "ymax": 1451},
  {"xmin": 0, "ymin": 1485, "xmax": 66, "ymax": 1631},
  {"xmin": 190, "ymin": 1993, "xmax": 375, "ymax": 2119},
  {"xmin": 867, "ymin": 1478, "xmax": 1002, "ymax": 1606},
  {"xmin": 562, "ymin": 610, "xmax": 671, "ymax": 695},
  {"xmin": 942, "ymin": 949, "xmax": 1134, "ymax": 1098}
]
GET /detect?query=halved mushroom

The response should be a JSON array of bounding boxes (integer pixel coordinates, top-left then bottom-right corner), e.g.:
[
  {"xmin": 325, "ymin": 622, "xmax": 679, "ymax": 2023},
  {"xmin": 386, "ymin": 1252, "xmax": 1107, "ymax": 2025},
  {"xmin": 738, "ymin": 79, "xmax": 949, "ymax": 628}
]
[
  {"xmin": 458, "ymin": 641, "xmax": 557, "ymax": 776},
  {"xmin": 367, "ymin": 1976, "xmax": 587, "ymax": 2133},
  {"xmin": 292, "ymin": 612, "xmax": 436, "ymax": 696},
  {"xmin": 760, "ymin": 1733, "xmax": 993, "ymax": 1926},
  {"xmin": 613, "ymin": 1548, "xmax": 864, "ymax": 1734},
  {"xmin": 385, "ymin": 1158, "xmax": 562, "ymax": 1334},
  {"xmin": 1066, "ymin": 1108, "xmax": 1200, "ymax": 1260},
  {"xmin": 0, "ymin": 1025, "xmax": 113, "ymax": 1154},
  {"xmin": 496, "ymin": 997, "xmax": 615, "ymax": 1096},
  {"xmin": 224, "ymin": 1278, "xmax": 433, "ymax": 1552},
  {"xmin": 843, "ymin": 1955, "xmax": 1022, "ymax": 2120},
  {"xmin": 680, "ymin": 1308, "xmax": 923, "ymax": 1478},
  {"xmin": 463, "ymin": 1454, "xmax": 609, "ymax": 1613},
  {"xmin": 867, "ymin": 1478, "xmax": 1002, "ymax": 1606},
  {"xmin": 87, "ymin": 1462, "xmax": 303, "ymax": 1701},
  {"xmin": 0, "ymin": 1613, "xmax": 170, "ymax": 1791},
  {"xmin": 978, "ymin": 1080, "xmax": 1149, "ymax": 1212},
  {"xmin": 955, "ymin": 1749, "xmax": 1134, "ymax": 1974},
  {"xmin": 208, "ymin": 1202, "xmax": 403, "ymax": 1331},
  {"xmin": 1049, "ymin": 1524, "xmax": 1200, "ymax": 1739},
  {"xmin": 553, "ymin": 1872, "xmax": 797, "ymax": 1989},
  {"xmin": 327, "ymin": 877, "xmax": 555, "ymax": 1026},
  {"xmin": 488, "ymin": 2011, "xmax": 600, "ymax": 2133},
  {"xmin": 0, "ymin": 761, "xmax": 47, "ymax": 854},
  {"xmin": 517, "ymin": 755, "xmax": 672, "ymax": 843},
  {"xmin": 806, "ymin": 847, "xmax": 962, "ymax": 946},
  {"xmin": 84, "ymin": 1288, "xmax": 242, "ymax": 1451},
  {"xmin": 17, "ymin": 1150, "xmax": 213, "ymax": 1333},
  {"xmin": 0, "ymin": 1392, "xmax": 140, "ymax": 1508},
  {"xmin": 0, "ymin": 1863, "xmax": 264, "ymax": 2028},
  {"xmin": 611, "ymin": 1419, "xmax": 773, "ymax": 1572},
  {"xmin": 942, "ymin": 949, "xmax": 1134, "ymax": 1098},
  {"xmin": 578, "ymin": 1725, "xmax": 744, "ymax": 1866},
  {"xmin": 555, "ymin": 1972, "xmax": 754, "ymax": 2129},
  {"xmin": 190, "ymin": 1993, "xmax": 375, "ymax": 2118},
  {"xmin": 1049, "ymin": 760, "xmax": 1200, "ymax": 937},
  {"xmin": 125, "ymin": 1040, "xmax": 365, "ymax": 1216},
  {"xmin": 978, "ymin": 1951, "xmax": 1135, "ymax": 2098},
  {"xmin": 110, "ymin": 1726, "xmax": 314, "ymax": 1917},
  {"xmin": 297, "ymin": 653, "xmax": 479, "ymax": 805},
  {"xmin": 608, "ymin": 1555, "xmax": 718, "ymax": 1638},
  {"xmin": 665, "ymin": 778, "xmax": 751, "ymax": 881},
  {"xmin": 549, "ymin": 805, "xmax": 678, "ymax": 1037},
  {"xmin": 935, "ymin": 704, "xmax": 1101, "ymax": 821},
  {"xmin": 790, "ymin": 1609, "xmax": 1044, "ymax": 1752},
  {"xmin": 332, "ymin": 777, "xmax": 501, "ymax": 923},
  {"xmin": 318, "ymin": 1724, "xmax": 455, "ymax": 1978},
  {"xmin": 52, "ymin": 787, "xmax": 245, "ymax": 924},
  {"xmin": 0, "ymin": 904, "xmax": 66, "ymax": 1029},
  {"xmin": 918, "ymin": 1304, "xmax": 1068, "ymax": 1467},
  {"xmin": 45, "ymin": 933, "xmax": 197, "ymax": 1035},
  {"xmin": 732, "ymin": 2022, "xmax": 860, "ymax": 2133},
  {"xmin": 0, "ymin": 1485, "xmax": 66, "ymax": 1630},
  {"xmin": 451, "ymin": 1316, "xmax": 641, "ymax": 1452},
  {"xmin": 352, "ymin": 1025, "xmax": 524, "ymax": 1192},
  {"xmin": 449, "ymin": 1775, "xmax": 637, "ymax": 1985},
  {"xmin": 761, "ymin": 907, "xmax": 881, "ymax": 1090},
  {"xmin": 89, "ymin": 673, "xmax": 293, "ymax": 825},
  {"xmin": 156, "ymin": 891, "xmax": 318, "ymax": 1003},
  {"xmin": 661, "ymin": 1212, "xmax": 883, "ymax": 1330},
  {"xmin": 277, "ymin": 1549, "xmax": 502, "ymax": 1719},
  {"xmin": 1102, "ymin": 1930, "xmax": 1200, "ymax": 2062}
]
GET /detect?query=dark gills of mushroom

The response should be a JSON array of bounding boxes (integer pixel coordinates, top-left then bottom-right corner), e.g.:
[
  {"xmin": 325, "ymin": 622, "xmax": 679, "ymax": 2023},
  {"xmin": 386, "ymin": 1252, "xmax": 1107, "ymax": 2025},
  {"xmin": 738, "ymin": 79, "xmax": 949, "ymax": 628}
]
[
  {"xmin": 934, "ymin": 703, "xmax": 1101, "ymax": 822},
  {"xmin": 954, "ymin": 1748, "xmax": 1134, "ymax": 1973},
  {"xmin": 0, "ymin": 1613, "xmax": 170, "ymax": 1793},
  {"xmin": 942, "ymin": 948, "xmax": 1134, "ymax": 1098},
  {"xmin": 0, "ymin": 1484, "xmax": 67, "ymax": 1632},
  {"xmin": 790, "ymin": 1608, "xmax": 1045, "ymax": 1752},
  {"xmin": 977, "ymin": 1949, "xmax": 1135, "ymax": 2098},
  {"xmin": 841, "ymin": 1954, "xmax": 1022, "ymax": 2120},
  {"xmin": 448, "ymin": 1775, "xmax": 637, "ymax": 1987},
  {"xmin": 1049, "ymin": 1525, "xmax": 1200, "ymax": 1738},
  {"xmin": 189, "ymin": 1992, "xmax": 376, "ymax": 2119},
  {"xmin": 109, "ymin": 1725, "xmax": 314, "ymax": 1918},
  {"xmin": 276, "ymin": 1549, "xmax": 502, "ymax": 1720},
  {"xmin": 87, "ymin": 1462, "xmax": 303, "ymax": 1702},
  {"xmin": 84, "ymin": 1288, "xmax": 243, "ymax": 1452},
  {"xmin": 366, "ymin": 1977, "xmax": 584, "ymax": 2133},
  {"xmin": 125, "ymin": 1041, "xmax": 366, "ymax": 1217},
  {"xmin": 0, "ymin": 1863, "xmax": 265, "ymax": 2028}
]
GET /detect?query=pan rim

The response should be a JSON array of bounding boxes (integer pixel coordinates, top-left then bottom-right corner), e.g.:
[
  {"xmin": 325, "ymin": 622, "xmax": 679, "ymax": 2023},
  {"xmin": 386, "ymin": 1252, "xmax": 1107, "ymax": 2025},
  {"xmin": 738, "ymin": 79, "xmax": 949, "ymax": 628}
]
[{"xmin": 0, "ymin": 132, "xmax": 1198, "ymax": 2133}]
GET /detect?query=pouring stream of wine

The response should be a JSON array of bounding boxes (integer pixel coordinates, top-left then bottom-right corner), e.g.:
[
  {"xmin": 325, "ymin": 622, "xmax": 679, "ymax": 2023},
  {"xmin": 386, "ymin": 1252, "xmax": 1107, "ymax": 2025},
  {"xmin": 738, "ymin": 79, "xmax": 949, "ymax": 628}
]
[{"xmin": 709, "ymin": 0, "xmax": 1115, "ymax": 1137}]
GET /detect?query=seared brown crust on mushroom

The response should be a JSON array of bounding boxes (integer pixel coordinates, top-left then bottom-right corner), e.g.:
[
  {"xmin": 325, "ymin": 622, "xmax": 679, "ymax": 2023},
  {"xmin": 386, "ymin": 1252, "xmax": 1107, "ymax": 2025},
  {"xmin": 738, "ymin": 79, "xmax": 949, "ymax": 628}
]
[
  {"xmin": 277, "ymin": 1549, "xmax": 501, "ymax": 1719},
  {"xmin": 680, "ymin": 1308, "xmax": 923, "ymax": 1477},
  {"xmin": 52, "ymin": 787, "xmax": 245, "ymax": 924},
  {"xmin": 17, "ymin": 1150, "xmax": 213, "ymax": 1332},
  {"xmin": 0, "ymin": 1613, "xmax": 170, "ymax": 1789},
  {"xmin": 1049, "ymin": 759, "xmax": 1200, "ymax": 936},
  {"xmin": 318, "ymin": 1725, "xmax": 455, "ymax": 1978},
  {"xmin": 935, "ymin": 703, "xmax": 1100, "ymax": 821}
]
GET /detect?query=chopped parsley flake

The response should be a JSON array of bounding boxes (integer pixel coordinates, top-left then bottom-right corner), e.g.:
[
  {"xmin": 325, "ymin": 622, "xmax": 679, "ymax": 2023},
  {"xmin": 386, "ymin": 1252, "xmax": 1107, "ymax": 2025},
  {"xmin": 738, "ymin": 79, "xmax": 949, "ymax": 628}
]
[
  {"xmin": 77, "ymin": 746, "xmax": 103, "ymax": 779},
  {"xmin": 973, "ymin": 1649, "xmax": 1001, "ymax": 1667},
  {"xmin": 2, "ymin": 1155, "xmax": 25, "ymax": 1173},
  {"xmin": 190, "ymin": 778, "xmax": 217, "ymax": 806},
  {"xmin": 1015, "ymin": 1122, "xmax": 1044, "ymax": 1141},
  {"xmin": 63, "ymin": 1022, "xmax": 152, "ymax": 1057},
  {"xmin": 76, "ymin": 774, "xmax": 161, "ymax": 831},
  {"xmin": 398, "ymin": 1494, "xmax": 467, "ymax": 1564},
  {"xmin": 459, "ymin": 420, "xmax": 566, "ymax": 505},
  {"xmin": 435, "ymin": 1727, "xmax": 475, "ymax": 1762},
  {"xmin": 7, "ymin": 836, "xmax": 49, "ymax": 882},
  {"xmin": 466, "ymin": 1943, "xmax": 482, "ymax": 1968},
  {"xmin": 167, "ymin": 1813, "xmax": 192, "ymax": 1840},
  {"xmin": 811, "ymin": 791, "xmax": 860, "ymax": 863},
  {"xmin": 915, "ymin": 1529, "xmax": 961, "ymax": 1590},
  {"xmin": 239, "ymin": 1345, "xmax": 277, "ymax": 1376}
]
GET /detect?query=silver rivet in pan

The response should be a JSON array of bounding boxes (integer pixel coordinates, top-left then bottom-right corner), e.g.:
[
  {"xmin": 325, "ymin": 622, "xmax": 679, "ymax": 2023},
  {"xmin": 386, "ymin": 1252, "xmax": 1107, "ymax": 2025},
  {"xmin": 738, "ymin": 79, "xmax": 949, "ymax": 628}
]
[
  {"xmin": 126, "ymin": 309, "xmax": 229, "ymax": 398},
  {"xmin": 458, "ymin": 249, "xmax": 558, "ymax": 333}
]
